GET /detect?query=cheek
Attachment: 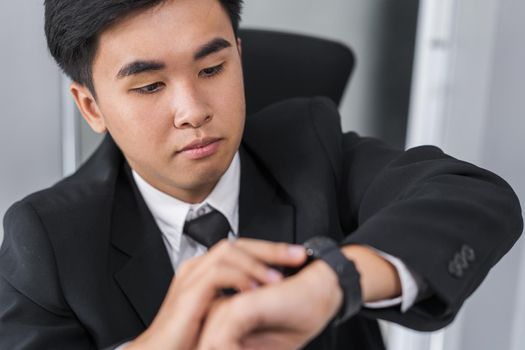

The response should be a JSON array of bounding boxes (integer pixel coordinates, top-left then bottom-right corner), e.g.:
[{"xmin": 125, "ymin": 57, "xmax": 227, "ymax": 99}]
[
  {"xmin": 109, "ymin": 89, "xmax": 165, "ymax": 129},
  {"xmin": 210, "ymin": 65, "xmax": 246, "ymax": 128},
  {"xmin": 99, "ymin": 93, "xmax": 172, "ymax": 156},
  {"xmin": 228, "ymin": 62, "xmax": 246, "ymax": 107}
]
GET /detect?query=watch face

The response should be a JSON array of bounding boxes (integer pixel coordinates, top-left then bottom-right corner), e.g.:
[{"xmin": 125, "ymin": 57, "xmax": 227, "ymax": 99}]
[{"xmin": 304, "ymin": 236, "xmax": 338, "ymax": 259}]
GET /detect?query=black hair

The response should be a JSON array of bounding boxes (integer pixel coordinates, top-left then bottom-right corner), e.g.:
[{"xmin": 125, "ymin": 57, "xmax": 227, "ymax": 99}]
[{"xmin": 44, "ymin": 0, "xmax": 243, "ymax": 95}]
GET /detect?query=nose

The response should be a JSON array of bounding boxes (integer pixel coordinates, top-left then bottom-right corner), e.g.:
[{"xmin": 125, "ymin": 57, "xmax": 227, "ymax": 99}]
[{"xmin": 172, "ymin": 83, "xmax": 213, "ymax": 129}]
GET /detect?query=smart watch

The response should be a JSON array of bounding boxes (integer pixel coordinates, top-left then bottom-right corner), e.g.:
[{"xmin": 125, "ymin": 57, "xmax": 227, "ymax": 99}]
[{"xmin": 303, "ymin": 236, "xmax": 362, "ymax": 324}]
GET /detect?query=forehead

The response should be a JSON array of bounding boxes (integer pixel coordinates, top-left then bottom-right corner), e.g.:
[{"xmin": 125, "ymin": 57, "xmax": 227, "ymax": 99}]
[{"xmin": 93, "ymin": 0, "xmax": 234, "ymax": 75}]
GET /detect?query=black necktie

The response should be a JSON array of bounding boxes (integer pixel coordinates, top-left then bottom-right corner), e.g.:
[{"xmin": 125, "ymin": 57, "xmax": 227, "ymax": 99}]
[{"xmin": 183, "ymin": 209, "xmax": 231, "ymax": 248}]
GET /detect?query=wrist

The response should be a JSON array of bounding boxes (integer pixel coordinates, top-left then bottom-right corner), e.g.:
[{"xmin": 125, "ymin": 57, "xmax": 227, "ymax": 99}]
[
  {"xmin": 127, "ymin": 319, "xmax": 188, "ymax": 350},
  {"xmin": 125, "ymin": 330, "xmax": 162, "ymax": 350},
  {"xmin": 303, "ymin": 259, "xmax": 344, "ymax": 318},
  {"xmin": 341, "ymin": 245, "xmax": 402, "ymax": 302},
  {"xmin": 301, "ymin": 236, "xmax": 362, "ymax": 323}
]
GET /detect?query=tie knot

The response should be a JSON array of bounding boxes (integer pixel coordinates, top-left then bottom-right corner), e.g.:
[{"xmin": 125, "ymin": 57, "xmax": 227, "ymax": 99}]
[{"xmin": 183, "ymin": 208, "xmax": 230, "ymax": 248}]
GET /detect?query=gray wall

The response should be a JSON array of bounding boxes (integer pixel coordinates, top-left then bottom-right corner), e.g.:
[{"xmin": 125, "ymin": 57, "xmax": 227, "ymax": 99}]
[
  {"xmin": 0, "ymin": 2, "xmax": 63, "ymax": 242},
  {"xmin": 428, "ymin": 0, "xmax": 525, "ymax": 349}
]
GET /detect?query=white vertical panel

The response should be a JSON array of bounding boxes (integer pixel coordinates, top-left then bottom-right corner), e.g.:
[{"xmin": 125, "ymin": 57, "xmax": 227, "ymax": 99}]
[
  {"xmin": 396, "ymin": 0, "xmax": 458, "ymax": 348},
  {"xmin": 406, "ymin": 0, "xmax": 456, "ymax": 149},
  {"xmin": 448, "ymin": 0, "xmax": 525, "ymax": 348},
  {"xmin": 406, "ymin": 0, "xmax": 525, "ymax": 349},
  {"xmin": 387, "ymin": 324, "xmax": 431, "ymax": 350}
]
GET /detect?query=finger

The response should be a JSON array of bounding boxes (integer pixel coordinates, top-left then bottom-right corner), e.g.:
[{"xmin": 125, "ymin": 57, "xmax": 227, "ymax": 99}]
[
  {"xmin": 167, "ymin": 263, "xmax": 261, "ymax": 325},
  {"xmin": 202, "ymin": 240, "xmax": 286, "ymax": 285},
  {"xmin": 176, "ymin": 240, "xmax": 297, "ymax": 297},
  {"xmin": 174, "ymin": 244, "xmax": 276, "ymax": 304},
  {"xmin": 192, "ymin": 264, "xmax": 260, "ymax": 301},
  {"xmin": 175, "ymin": 254, "xmax": 203, "ymax": 279},
  {"xmin": 233, "ymin": 238, "xmax": 307, "ymax": 266},
  {"xmin": 242, "ymin": 331, "xmax": 302, "ymax": 350}
]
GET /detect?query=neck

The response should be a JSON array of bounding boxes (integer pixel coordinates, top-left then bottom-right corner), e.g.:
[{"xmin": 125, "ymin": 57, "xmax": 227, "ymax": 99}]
[
  {"xmin": 168, "ymin": 183, "xmax": 215, "ymax": 204},
  {"xmin": 128, "ymin": 164, "xmax": 218, "ymax": 205}
]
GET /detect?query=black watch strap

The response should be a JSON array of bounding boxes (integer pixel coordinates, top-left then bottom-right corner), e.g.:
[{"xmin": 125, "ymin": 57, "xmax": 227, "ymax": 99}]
[{"xmin": 303, "ymin": 236, "xmax": 362, "ymax": 324}]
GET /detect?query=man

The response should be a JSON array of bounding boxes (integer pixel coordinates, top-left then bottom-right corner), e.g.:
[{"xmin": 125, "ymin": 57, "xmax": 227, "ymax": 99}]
[{"xmin": 0, "ymin": 0, "xmax": 522, "ymax": 349}]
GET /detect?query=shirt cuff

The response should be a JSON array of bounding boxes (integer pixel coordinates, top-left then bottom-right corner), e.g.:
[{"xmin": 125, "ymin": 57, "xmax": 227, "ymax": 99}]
[
  {"xmin": 114, "ymin": 341, "xmax": 131, "ymax": 350},
  {"xmin": 363, "ymin": 248, "xmax": 420, "ymax": 313}
]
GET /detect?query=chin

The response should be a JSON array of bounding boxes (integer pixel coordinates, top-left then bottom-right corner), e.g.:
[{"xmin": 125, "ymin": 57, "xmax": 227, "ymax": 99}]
[{"xmin": 178, "ymin": 163, "xmax": 224, "ymax": 186}]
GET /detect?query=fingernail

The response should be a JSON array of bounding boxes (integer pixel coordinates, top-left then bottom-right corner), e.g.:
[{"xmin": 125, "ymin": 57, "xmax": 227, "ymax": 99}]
[
  {"xmin": 288, "ymin": 245, "xmax": 305, "ymax": 258},
  {"xmin": 267, "ymin": 268, "xmax": 283, "ymax": 283},
  {"xmin": 250, "ymin": 281, "xmax": 260, "ymax": 290}
]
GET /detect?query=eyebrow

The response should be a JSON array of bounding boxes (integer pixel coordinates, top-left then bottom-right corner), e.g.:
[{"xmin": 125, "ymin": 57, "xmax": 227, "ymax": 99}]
[
  {"xmin": 194, "ymin": 37, "xmax": 232, "ymax": 60},
  {"xmin": 116, "ymin": 60, "xmax": 165, "ymax": 79},
  {"xmin": 115, "ymin": 37, "xmax": 232, "ymax": 80}
]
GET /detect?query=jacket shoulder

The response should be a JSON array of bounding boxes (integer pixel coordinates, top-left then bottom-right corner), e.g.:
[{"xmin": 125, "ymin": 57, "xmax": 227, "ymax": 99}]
[
  {"xmin": 6, "ymin": 134, "xmax": 122, "ymax": 223},
  {"xmin": 0, "ymin": 137, "xmax": 122, "ymax": 311},
  {"xmin": 243, "ymin": 96, "xmax": 344, "ymax": 175},
  {"xmin": 0, "ymin": 198, "xmax": 69, "ymax": 315},
  {"xmin": 245, "ymin": 96, "xmax": 342, "ymax": 143}
]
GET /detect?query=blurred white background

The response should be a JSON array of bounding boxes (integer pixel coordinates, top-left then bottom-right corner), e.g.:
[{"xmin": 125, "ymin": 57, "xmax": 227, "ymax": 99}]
[{"xmin": 1, "ymin": 1, "xmax": 524, "ymax": 349}]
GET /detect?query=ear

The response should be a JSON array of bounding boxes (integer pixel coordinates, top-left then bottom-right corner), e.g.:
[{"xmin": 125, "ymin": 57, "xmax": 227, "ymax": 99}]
[
  {"xmin": 236, "ymin": 37, "xmax": 242, "ymax": 56},
  {"xmin": 70, "ymin": 82, "xmax": 107, "ymax": 134}
]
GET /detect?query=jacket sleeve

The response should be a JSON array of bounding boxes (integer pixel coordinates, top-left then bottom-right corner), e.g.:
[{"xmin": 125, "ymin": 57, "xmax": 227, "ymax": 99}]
[
  {"xmin": 0, "ymin": 200, "xmax": 94, "ymax": 349},
  {"xmin": 310, "ymin": 97, "xmax": 523, "ymax": 331}
]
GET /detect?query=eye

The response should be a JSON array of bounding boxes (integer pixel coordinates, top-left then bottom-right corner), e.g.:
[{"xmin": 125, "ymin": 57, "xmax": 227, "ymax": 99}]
[
  {"xmin": 199, "ymin": 63, "xmax": 224, "ymax": 78},
  {"xmin": 132, "ymin": 82, "xmax": 164, "ymax": 94}
]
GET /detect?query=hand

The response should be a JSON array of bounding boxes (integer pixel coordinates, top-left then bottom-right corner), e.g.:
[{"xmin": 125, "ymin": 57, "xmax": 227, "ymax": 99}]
[
  {"xmin": 196, "ymin": 244, "xmax": 402, "ymax": 350},
  {"xmin": 197, "ymin": 260, "xmax": 344, "ymax": 350},
  {"xmin": 125, "ymin": 239, "xmax": 307, "ymax": 350}
]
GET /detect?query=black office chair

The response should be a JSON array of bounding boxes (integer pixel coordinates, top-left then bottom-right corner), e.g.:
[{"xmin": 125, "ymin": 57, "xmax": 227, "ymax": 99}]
[{"xmin": 239, "ymin": 28, "xmax": 355, "ymax": 115}]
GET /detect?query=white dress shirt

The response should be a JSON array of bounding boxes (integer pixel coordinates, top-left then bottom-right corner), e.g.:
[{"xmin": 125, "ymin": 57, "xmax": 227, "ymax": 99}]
[
  {"xmin": 118, "ymin": 152, "xmax": 421, "ymax": 348},
  {"xmin": 132, "ymin": 153, "xmax": 241, "ymax": 271}
]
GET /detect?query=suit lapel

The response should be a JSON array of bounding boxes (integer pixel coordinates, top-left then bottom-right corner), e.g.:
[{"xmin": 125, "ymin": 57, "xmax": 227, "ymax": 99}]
[
  {"xmin": 111, "ymin": 163, "xmax": 174, "ymax": 327},
  {"xmin": 238, "ymin": 146, "xmax": 295, "ymax": 244},
  {"xmin": 107, "ymin": 143, "xmax": 295, "ymax": 326}
]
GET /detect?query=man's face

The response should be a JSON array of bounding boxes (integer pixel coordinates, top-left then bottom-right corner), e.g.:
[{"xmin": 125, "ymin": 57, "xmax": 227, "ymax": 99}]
[{"xmin": 75, "ymin": 0, "xmax": 245, "ymax": 203}]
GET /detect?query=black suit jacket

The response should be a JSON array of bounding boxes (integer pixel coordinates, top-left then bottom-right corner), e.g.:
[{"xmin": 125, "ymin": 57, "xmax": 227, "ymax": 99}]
[{"xmin": 0, "ymin": 97, "xmax": 522, "ymax": 349}]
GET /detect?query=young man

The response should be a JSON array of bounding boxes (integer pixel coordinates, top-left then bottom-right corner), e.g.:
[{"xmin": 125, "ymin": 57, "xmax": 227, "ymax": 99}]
[{"xmin": 0, "ymin": 0, "xmax": 522, "ymax": 349}]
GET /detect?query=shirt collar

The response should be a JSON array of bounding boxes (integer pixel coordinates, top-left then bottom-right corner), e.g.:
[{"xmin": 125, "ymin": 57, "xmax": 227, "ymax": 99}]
[
  {"xmin": 202, "ymin": 152, "xmax": 240, "ymax": 234},
  {"xmin": 132, "ymin": 152, "xmax": 240, "ymax": 250}
]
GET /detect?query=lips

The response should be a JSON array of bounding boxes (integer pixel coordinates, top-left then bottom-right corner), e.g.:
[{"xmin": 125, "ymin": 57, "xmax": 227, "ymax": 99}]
[{"xmin": 177, "ymin": 137, "xmax": 222, "ymax": 160}]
